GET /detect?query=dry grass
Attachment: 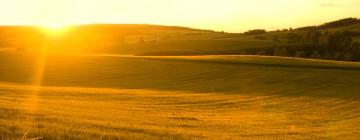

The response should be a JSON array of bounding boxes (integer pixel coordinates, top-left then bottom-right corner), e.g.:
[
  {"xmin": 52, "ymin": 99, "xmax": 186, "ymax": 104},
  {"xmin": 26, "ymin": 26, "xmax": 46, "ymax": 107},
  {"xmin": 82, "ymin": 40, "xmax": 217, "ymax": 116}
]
[
  {"xmin": 0, "ymin": 53, "xmax": 359, "ymax": 139},
  {"xmin": 0, "ymin": 83, "xmax": 359, "ymax": 140}
]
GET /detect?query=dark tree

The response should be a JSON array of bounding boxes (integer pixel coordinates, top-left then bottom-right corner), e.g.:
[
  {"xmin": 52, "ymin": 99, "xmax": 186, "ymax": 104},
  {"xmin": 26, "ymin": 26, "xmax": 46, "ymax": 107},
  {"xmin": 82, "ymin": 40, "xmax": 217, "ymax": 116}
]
[
  {"xmin": 286, "ymin": 33, "xmax": 304, "ymax": 43},
  {"xmin": 327, "ymin": 32, "xmax": 352, "ymax": 52},
  {"xmin": 244, "ymin": 29, "xmax": 266, "ymax": 35}
]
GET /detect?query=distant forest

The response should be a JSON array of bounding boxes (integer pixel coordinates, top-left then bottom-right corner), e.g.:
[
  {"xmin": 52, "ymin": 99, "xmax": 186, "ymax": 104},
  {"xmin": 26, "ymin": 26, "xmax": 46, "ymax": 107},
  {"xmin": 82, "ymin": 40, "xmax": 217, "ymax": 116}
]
[{"xmin": 241, "ymin": 18, "xmax": 360, "ymax": 61}]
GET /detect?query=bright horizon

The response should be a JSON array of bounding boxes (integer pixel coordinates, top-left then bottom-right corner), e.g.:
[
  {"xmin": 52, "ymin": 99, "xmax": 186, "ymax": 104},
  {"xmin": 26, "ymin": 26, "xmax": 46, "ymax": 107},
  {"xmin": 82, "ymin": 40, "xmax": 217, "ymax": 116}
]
[{"xmin": 1, "ymin": 0, "xmax": 360, "ymax": 32}]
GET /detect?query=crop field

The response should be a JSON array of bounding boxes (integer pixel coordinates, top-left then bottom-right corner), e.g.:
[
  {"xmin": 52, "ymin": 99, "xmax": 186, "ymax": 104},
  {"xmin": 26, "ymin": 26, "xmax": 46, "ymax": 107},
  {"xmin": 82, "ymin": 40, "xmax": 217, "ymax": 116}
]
[{"xmin": 0, "ymin": 52, "xmax": 359, "ymax": 139}]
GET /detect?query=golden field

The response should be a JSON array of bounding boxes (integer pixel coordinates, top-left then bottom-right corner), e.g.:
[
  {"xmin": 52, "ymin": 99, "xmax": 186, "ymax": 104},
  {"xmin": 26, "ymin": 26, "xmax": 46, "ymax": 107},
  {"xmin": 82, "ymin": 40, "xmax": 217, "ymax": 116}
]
[{"xmin": 0, "ymin": 53, "xmax": 359, "ymax": 139}]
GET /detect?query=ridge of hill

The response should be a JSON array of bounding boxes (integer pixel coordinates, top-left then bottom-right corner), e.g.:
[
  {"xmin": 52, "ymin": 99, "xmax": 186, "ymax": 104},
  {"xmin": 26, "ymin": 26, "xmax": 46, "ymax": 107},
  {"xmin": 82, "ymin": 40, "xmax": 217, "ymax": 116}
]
[{"xmin": 1, "ymin": 18, "xmax": 360, "ymax": 62}]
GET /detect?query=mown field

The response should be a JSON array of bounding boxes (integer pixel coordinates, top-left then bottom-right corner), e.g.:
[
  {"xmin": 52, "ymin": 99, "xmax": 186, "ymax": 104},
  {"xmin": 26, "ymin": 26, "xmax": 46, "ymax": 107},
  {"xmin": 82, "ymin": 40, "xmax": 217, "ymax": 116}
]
[{"xmin": 0, "ymin": 52, "xmax": 360, "ymax": 139}]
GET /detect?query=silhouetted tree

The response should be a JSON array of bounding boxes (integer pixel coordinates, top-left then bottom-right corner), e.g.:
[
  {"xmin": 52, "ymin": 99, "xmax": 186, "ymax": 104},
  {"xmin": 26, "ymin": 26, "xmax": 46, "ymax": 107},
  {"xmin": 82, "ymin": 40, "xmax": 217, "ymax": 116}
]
[
  {"xmin": 295, "ymin": 51, "xmax": 305, "ymax": 57},
  {"xmin": 319, "ymin": 18, "xmax": 360, "ymax": 29},
  {"xmin": 327, "ymin": 32, "xmax": 352, "ymax": 52},
  {"xmin": 272, "ymin": 35, "xmax": 280, "ymax": 42},
  {"xmin": 244, "ymin": 29, "xmax": 266, "ymax": 35},
  {"xmin": 286, "ymin": 33, "xmax": 304, "ymax": 43},
  {"xmin": 311, "ymin": 51, "xmax": 321, "ymax": 59},
  {"xmin": 274, "ymin": 47, "xmax": 288, "ymax": 56}
]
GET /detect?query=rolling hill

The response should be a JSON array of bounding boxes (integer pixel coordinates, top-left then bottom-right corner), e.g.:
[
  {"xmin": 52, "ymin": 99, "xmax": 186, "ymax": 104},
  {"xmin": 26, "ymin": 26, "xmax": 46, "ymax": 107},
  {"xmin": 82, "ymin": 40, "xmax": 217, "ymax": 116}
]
[
  {"xmin": 0, "ymin": 53, "xmax": 359, "ymax": 139},
  {"xmin": 0, "ymin": 18, "xmax": 360, "ymax": 139},
  {"xmin": 1, "ymin": 18, "xmax": 360, "ymax": 62}
]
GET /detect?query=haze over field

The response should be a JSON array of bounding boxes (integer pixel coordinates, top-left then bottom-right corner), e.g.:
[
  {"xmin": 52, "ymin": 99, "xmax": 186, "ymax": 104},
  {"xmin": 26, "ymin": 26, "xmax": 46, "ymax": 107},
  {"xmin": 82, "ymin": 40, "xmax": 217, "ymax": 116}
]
[
  {"xmin": 1, "ymin": 0, "xmax": 360, "ymax": 140},
  {"xmin": 1, "ymin": 0, "xmax": 360, "ymax": 32}
]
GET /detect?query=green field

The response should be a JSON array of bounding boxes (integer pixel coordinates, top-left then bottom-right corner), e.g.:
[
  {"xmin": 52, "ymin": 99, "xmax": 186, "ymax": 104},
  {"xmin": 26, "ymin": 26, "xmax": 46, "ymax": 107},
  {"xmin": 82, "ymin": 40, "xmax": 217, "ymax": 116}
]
[{"xmin": 0, "ymin": 52, "xmax": 359, "ymax": 139}]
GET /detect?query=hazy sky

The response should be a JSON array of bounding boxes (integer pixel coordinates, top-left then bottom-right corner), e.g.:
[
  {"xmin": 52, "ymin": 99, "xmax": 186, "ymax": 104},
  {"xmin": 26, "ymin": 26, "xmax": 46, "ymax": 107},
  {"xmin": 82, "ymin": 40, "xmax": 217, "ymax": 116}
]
[{"xmin": 0, "ymin": 0, "xmax": 359, "ymax": 32}]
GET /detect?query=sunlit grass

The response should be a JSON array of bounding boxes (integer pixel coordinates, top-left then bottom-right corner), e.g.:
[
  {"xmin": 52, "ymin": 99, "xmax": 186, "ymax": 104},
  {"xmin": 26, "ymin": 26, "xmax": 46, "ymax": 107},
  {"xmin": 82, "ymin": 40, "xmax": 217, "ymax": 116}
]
[
  {"xmin": 18, "ymin": 35, "xmax": 50, "ymax": 139},
  {"xmin": 0, "ymin": 82, "xmax": 358, "ymax": 140},
  {"xmin": 0, "ymin": 54, "xmax": 359, "ymax": 139}
]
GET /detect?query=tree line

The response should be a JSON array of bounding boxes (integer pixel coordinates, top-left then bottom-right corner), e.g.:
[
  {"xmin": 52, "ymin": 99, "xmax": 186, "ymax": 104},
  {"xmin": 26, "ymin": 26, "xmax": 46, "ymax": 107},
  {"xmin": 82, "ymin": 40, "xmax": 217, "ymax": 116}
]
[
  {"xmin": 298, "ymin": 18, "xmax": 360, "ymax": 31},
  {"xmin": 248, "ymin": 30, "xmax": 360, "ymax": 61}
]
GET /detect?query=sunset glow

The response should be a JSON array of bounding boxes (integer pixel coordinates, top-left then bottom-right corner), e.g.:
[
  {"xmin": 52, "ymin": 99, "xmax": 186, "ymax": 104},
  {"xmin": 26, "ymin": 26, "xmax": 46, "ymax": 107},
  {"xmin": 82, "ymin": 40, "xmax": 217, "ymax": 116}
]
[
  {"xmin": 40, "ymin": 23, "xmax": 68, "ymax": 30},
  {"xmin": 1, "ymin": 0, "xmax": 360, "ymax": 139},
  {"xmin": 1, "ymin": 0, "xmax": 360, "ymax": 32},
  {"xmin": 37, "ymin": 24, "xmax": 73, "ymax": 38}
]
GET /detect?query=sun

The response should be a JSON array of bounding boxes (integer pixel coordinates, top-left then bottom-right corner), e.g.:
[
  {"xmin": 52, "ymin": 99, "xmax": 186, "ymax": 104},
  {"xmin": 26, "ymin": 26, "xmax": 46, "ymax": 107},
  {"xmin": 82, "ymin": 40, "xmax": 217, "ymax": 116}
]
[
  {"xmin": 38, "ymin": 23, "xmax": 72, "ymax": 37},
  {"xmin": 42, "ymin": 23, "xmax": 67, "ymax": 30}
]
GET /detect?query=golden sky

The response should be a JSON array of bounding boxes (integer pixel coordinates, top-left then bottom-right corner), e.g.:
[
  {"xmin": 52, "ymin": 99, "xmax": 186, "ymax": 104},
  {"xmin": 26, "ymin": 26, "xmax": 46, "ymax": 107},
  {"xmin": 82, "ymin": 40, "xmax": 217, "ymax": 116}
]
[{"xmin": 0, "ymin": 0, "xmax": 359, "ymax": 32}]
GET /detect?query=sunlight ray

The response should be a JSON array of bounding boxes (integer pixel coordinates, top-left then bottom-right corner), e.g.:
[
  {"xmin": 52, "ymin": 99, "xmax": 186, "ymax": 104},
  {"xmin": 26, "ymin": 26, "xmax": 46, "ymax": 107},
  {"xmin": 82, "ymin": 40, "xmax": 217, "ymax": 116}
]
[{"xmin": 21, "ymin": 39, "xmax": 49, "ymax": 139}]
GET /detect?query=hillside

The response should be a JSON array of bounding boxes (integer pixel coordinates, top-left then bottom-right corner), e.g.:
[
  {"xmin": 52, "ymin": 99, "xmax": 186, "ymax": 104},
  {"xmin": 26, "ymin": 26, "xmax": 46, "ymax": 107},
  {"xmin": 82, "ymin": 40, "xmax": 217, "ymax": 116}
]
[
  {"xmin": 0, "ymin": 52, "xmax": 359, "ymax": 139},
  {"xmin": 1, "ymin": 18, "xmax": 360, "ymax": 61}
]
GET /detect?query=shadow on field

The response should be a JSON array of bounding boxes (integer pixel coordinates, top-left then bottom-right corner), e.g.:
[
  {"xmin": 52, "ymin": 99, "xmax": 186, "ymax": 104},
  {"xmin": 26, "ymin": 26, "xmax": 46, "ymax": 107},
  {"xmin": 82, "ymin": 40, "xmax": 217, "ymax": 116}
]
[
  {"xmin": 140, "ymin": 56, "xmax": 360, "ymax": 72},
  {"xmin": 1, "ymin": 52, "xmax": 360, "ymax": 98}
]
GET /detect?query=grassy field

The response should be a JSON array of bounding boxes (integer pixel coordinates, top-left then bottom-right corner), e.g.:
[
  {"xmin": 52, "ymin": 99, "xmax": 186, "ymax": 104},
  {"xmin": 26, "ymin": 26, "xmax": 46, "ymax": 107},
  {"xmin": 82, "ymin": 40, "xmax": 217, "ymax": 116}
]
[{"xmin": 0, "ymin": 52, "xmax": 359, "ymax": 139}]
